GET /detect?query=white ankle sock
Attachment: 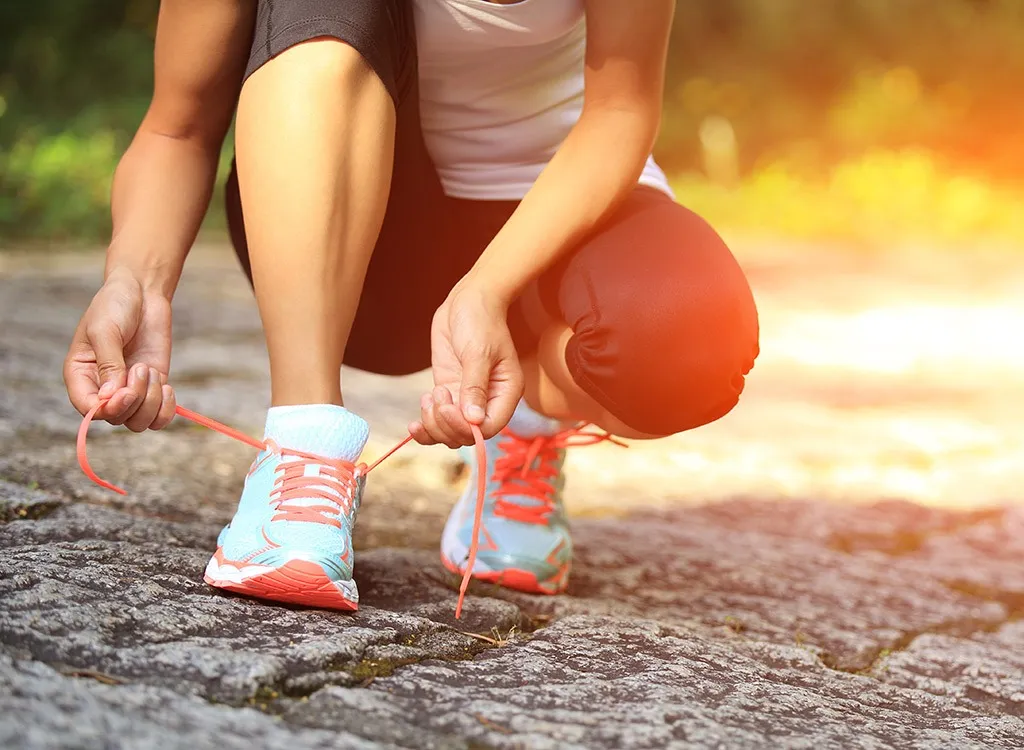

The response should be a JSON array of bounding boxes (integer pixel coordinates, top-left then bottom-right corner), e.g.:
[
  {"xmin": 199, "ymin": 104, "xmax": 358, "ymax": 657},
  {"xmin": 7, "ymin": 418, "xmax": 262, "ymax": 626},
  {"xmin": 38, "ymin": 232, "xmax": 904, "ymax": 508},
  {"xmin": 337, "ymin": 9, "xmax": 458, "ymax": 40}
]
[
  {"xmin": 506, "ymin": 399, "xmax": 565, "ymax": 438},
  {"xmin": 263, "ymin": 404, "xmax": 369, "ymax": 461}
]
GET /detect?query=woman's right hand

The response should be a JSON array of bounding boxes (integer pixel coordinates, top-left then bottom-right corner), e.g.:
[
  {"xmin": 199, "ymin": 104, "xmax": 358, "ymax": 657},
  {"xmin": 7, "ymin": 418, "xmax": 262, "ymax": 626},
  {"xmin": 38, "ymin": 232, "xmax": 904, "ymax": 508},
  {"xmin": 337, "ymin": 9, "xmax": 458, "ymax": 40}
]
[{"xmin": 63, "ymin": 266, "xmax": 177, "ymax": 431}]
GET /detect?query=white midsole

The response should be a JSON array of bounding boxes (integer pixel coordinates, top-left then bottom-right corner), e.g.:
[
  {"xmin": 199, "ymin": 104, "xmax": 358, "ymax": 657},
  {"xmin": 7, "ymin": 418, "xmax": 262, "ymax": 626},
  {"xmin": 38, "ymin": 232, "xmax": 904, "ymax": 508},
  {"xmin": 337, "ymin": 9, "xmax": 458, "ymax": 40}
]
[{"xmin": 204, "ymin": 556, "xmax": 274, "ymax": 583}]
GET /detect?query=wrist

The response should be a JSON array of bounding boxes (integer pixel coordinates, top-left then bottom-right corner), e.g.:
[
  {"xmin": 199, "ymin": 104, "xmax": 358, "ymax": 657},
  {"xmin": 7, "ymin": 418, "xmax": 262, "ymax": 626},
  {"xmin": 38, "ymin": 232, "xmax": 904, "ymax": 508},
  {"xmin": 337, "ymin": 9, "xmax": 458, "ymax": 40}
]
[
  {"xmin": 104, "ymin": 247, "xmax": 179, "ymax": 301},
  {"xmin": 458, "ymin": 265, "xmax": 519, "ymax": 309}
]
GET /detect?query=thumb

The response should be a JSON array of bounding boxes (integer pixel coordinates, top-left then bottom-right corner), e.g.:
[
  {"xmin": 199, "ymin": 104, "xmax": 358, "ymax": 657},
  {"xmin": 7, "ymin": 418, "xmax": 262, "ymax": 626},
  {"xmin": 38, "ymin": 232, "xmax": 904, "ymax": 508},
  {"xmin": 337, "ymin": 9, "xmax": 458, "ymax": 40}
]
[
  {"xmin": 88, "ymin": 322, "xmax": 128, "ymax": 399},
  {"xmin": 459, "ymin": 347, "xmax": 491, "ymax": 425}
]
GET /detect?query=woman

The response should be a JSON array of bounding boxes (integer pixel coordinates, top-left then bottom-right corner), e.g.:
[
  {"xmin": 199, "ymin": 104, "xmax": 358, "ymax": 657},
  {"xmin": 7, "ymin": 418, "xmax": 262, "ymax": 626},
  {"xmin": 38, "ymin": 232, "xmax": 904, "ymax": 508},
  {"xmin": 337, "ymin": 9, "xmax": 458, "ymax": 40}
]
[{"xmin": 66, "ymin": 0, "xmax": 759, "ymax": 611}]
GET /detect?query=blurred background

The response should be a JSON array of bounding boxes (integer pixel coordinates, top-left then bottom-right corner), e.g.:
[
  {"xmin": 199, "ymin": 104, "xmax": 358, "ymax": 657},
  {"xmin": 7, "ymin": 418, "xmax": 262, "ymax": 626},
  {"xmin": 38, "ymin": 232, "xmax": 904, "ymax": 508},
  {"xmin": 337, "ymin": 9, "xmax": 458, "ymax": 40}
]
[
  {"xmin": 1, "ymin": 0, "xmax": 1022, "ymax": 510},
  {"xmin": 5, "ymin": 0, "xmax": 1024, "ymax": 244}
]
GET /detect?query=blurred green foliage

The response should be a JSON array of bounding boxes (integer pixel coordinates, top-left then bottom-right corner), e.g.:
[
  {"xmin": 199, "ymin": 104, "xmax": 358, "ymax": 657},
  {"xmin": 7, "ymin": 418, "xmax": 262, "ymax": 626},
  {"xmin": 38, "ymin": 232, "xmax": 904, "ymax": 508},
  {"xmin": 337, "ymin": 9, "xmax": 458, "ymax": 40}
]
[
  {"xmin": 2, "ymin": 0, "xmax": 1024, "ymax": 243},
  {"xmin": 664, "ymin": 0, "xmax": 1024, "ymax": 179}
]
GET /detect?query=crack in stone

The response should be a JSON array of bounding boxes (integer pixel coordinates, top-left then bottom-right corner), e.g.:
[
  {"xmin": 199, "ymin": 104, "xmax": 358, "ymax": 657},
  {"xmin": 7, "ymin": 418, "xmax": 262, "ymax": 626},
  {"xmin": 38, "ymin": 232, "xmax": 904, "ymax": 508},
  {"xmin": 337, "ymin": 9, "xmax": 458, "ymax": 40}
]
[
  {"xmin": 9, "ymin": 621, "xmax": 511, "ymax": 718},
  {"xmin": 59, "ymin": 667, "xmax": 126, "ymax": 686},
  {"xmin": 818, "ymin": 581, "xmax": 1023, "ymax": 682},
  {"xmin": 818, "ymin": 630, "xmax": 919, "ymax": 676},
  {"xmin": 0, "ymin": 475, "xmax": 65, "ymax": 523},
  {"xmin": 0, "ymin": 498, "xmax": 62, "ymax": 524},
  {"xmin": 239, "ymin": 628, "xmax": 508, "ymax": 713}
]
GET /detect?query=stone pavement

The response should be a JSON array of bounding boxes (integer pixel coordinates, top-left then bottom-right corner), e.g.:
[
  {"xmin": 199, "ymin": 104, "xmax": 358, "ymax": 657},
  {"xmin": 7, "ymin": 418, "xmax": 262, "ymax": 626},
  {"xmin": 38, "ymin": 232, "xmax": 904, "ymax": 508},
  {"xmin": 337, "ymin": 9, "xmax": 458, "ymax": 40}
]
[{"xmin": 1, "ymin": 246, "xmax": 1022, "ymax": 749}]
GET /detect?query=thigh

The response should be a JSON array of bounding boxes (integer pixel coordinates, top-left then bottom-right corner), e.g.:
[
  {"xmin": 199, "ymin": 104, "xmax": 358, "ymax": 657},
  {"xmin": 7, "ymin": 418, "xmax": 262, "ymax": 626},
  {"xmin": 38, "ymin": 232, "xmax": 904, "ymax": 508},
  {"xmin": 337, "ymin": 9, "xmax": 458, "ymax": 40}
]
[
  {"xmin": 225, "ymin": 0, "xmax": 453, "ymax": 375},
  {"xmin": 226, "ymin": 0, "xmax": 414, "ymax": 274},
  {"xmin": 539, "ymin": 188, "xmax": 760, "ymax": 435}
]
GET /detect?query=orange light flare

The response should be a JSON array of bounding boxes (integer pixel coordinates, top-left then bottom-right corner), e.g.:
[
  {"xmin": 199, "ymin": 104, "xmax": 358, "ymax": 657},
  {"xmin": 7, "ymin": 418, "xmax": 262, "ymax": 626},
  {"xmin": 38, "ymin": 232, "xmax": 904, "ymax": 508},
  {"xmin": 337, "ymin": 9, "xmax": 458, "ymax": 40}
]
[{"xmin": 560, "ymin": 251, "xmax": 1024, "ymax": 512}]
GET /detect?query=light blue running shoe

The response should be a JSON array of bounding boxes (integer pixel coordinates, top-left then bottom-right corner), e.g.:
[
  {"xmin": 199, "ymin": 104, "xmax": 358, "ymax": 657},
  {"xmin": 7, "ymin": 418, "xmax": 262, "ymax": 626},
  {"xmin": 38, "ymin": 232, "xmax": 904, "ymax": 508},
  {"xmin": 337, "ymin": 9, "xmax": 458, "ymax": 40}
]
[
  {"xmin": 204, "ymin": 408, "xmax": 368, "ymax": 610},
  {"xmin": 441, "ymin": 422, "xmax": 608, "ymax": 595}
]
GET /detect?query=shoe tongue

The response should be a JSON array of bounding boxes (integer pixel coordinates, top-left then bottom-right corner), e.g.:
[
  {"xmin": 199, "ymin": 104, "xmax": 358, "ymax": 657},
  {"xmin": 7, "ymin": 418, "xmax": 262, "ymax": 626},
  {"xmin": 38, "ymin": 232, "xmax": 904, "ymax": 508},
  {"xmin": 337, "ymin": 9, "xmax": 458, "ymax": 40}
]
[{"xmin": 263, "ymin": 405, "xmax": 369, "ymax": 462}]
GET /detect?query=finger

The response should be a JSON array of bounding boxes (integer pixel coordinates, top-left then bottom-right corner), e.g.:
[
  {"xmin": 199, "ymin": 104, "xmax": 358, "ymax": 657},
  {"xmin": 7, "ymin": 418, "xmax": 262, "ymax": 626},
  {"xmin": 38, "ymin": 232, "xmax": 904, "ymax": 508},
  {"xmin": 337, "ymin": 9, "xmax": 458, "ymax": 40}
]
[
  {"xmin": 106, "ymin": 363, "xmax": 149, "ymax": 425},
  {"xmin": 431, "ymin": 387, "xmax": 469, "ymax": 445},
  {"xmin": 124, "ymin": 367, "xmax": 164, "ymax": 432},
  {"xmin": 99, "ymin": 387, "xmax": 137, "ymax": 423},
  {"xmin": 419, "ymin": 393, "xmax": 460, "ymax": 449},
  {"xmin": 64, "ymin": 323, "xmax": 108, "ymax": 416},
  {"xmin": 433, "ymin": 385, "xmax": 473, "ymax": 443},
  {"xmin": 64, "ymin": 356, "xmax": 101, "ymax": 417},
  {"xmin": 151, "ymin": 385, "xmax": 177, "ymax": 431},
  {"xmin": 86, "ymin": 321, "xmax": 128, "ymax": 398},
  {"xmin": 417, "ymin": 395, "xmax": 447, "ymax": 446},
  {"xmin": 421, "ymin": 394, "xmax": 460, "ymax": 448},
  {"xmin": 408, "ymin": 420, "xmax": 435, "ymax": 446},
  {"xmin": 438, "ymin": 402, "xmax": 474, "ymax": 446},
  {"xmin": 458, "ymin": 350, "xmax": 490, "ymax": 427}
]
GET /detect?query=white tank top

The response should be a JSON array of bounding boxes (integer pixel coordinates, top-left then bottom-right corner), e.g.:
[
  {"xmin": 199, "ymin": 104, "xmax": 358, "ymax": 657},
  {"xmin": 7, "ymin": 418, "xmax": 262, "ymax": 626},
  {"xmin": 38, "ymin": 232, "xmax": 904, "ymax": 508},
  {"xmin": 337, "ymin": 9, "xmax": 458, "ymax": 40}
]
[{"xmin": 413, "ymin": 0, "xmax": 674, "ymax": 200}]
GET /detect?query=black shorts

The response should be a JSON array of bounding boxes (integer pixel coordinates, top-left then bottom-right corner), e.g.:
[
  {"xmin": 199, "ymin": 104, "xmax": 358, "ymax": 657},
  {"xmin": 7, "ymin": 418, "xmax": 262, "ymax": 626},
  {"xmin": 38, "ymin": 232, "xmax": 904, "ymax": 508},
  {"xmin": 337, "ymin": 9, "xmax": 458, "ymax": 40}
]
[
  {"xmin": 243, "ymin": 0, "xmax": 414, "ymax": 106},
  {"xmin": 226, "ymin": 0, "xmax": 760, "ymax": 436}
]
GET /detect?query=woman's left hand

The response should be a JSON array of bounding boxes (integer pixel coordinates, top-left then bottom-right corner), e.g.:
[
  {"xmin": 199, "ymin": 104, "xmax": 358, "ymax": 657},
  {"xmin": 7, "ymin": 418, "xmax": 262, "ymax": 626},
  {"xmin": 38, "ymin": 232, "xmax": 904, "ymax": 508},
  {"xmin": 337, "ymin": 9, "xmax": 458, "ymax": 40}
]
[{"xmin": 410, "ymin": 281, "xmax": 523, "ymax": 447}]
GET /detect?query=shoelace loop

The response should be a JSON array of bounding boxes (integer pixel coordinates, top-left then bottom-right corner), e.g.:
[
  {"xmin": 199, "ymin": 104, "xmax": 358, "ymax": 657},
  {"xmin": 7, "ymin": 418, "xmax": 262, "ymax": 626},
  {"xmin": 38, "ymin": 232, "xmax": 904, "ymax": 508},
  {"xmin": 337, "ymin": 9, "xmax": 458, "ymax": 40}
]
[
  {"xmin": 492, "ymin": 427, "xmax": 626, "ymax": 525},
  {"xmin": 77, "ymin": 400, "xmax": 489, "ymax": 618}
]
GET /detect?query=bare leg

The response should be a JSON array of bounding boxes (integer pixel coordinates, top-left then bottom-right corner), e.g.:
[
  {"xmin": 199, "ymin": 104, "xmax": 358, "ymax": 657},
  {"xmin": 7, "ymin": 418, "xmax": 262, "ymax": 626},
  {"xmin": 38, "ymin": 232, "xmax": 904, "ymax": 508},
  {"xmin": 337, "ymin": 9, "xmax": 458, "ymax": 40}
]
[
  {"xmin": 235, "ymin": 39, "xmax": 395, "ymax": 407},
  {"xmin": 521, "ymin": 324, "xmax": 663, "ymax": 440}
]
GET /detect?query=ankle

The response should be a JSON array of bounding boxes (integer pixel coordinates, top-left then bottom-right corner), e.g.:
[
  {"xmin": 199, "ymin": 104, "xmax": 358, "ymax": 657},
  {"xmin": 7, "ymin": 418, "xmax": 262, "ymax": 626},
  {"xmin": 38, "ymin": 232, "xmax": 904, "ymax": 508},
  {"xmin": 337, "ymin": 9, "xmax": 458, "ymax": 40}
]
[
  {"xmin": 269, "ymin": 363, "xmax": 343, "ymax": 407},
  {"xmin": 270, "ymin": 389, "xmax": 343, "ymax": 408}
]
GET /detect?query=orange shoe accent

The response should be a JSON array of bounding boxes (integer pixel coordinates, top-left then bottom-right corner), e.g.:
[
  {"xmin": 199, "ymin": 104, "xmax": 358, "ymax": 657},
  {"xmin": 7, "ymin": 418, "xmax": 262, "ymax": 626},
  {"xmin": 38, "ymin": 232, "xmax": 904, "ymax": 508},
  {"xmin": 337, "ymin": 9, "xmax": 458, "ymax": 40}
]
[
  {"xmin": 440, "ymin": 550, "xmax": 569, "ymax": 595},
  {"xmin": 205, "ymin": 550, "xmax": 358, "ymax": 611}
]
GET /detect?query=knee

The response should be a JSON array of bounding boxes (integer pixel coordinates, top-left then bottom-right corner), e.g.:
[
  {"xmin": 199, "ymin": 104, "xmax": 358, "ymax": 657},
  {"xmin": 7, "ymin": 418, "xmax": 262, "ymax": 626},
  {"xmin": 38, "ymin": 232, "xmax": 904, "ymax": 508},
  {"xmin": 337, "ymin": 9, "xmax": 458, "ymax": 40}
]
[{"xmin": 566, "ymin": 225, "xmax": 759, "ymax": 436}]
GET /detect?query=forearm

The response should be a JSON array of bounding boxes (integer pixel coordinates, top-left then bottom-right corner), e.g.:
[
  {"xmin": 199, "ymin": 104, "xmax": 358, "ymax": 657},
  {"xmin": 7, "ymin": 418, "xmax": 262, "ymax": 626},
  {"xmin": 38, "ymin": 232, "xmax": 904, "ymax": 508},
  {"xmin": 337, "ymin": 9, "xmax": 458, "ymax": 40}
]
[
  {"xmin": 103, "ymin": 0, "xmax": 255, "ymax": 299},
  {"xmin": 462, "ymin": 0, "xmax": 673, "ymax": 305},
  {"xmin": 463, "ymin": 106, "xmax": 656, "ymax": 303},
  {"xmin": 105, "ymin": 125, "xmax": 223, "ymax": 299}
]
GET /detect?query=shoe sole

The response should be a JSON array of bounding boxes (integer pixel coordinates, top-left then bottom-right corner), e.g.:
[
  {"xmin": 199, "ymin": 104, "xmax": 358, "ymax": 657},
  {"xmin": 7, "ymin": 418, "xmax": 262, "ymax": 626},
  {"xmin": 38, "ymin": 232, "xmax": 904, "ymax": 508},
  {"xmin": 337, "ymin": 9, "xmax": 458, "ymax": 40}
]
[
  {"xmin": 204, "ymin": 548, "xmax": 358, "ymax": 611},
  {"xmin": 440, "ymin": 549, "xmax": 568, "ymax": 595}
]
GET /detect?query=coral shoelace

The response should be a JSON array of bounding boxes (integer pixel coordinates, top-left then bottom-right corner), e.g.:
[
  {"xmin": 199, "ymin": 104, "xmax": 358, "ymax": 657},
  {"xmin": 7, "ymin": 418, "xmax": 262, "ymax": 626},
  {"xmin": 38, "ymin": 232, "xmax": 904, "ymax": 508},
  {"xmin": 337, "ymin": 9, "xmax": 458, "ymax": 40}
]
[
  {"xmin": 77, "ymin": 401, "xmax": 485, "ymax": 618},
  {"xmin": 492, "ymin": 427, "xmax": 626, "ymax": 525},
  {"xmin": 262, "ymin": 439, "xmax": 359, "ymax": 528}
]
